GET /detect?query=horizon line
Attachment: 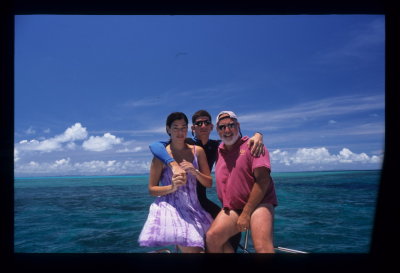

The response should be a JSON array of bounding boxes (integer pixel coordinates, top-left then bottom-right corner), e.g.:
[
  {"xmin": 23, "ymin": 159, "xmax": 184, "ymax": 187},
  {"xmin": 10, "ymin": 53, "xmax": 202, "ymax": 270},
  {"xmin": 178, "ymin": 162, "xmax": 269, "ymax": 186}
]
[{"xmin": 14, "ymin": 168, "xmax": 381, "ymax": 180}]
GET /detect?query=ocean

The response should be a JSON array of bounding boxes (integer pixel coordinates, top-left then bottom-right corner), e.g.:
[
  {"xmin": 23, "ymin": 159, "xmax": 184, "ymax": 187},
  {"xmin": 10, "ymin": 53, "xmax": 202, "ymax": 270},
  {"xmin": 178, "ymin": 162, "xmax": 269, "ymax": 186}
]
[{"xmin": 14, "ymin": 170, "xmax": 380, "ymax": 253}]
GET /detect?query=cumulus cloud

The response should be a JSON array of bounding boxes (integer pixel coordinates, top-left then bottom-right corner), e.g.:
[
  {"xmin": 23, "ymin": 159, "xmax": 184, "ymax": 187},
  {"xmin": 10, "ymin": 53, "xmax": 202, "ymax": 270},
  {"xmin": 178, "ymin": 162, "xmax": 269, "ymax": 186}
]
[
  {"xmin": 14, "ymin": 123, "xmax": 131, "ymax": 166},
  {"xmin": 15, "ymin": 158, "xmax": 151, "ymax": 176},
  {"xmin": 271, "ymin": 147, "xmax": 383, "ymax": 167},
  {"xmin": 56, "ymin": 123, "xmax": 88, "ymax": 142},
  {"xmin": 116, "ymin": 146, "xmax": 143, "ymax": 153},
  {"xmin": 54, "ymin": 158, "xmax": 71, "ymax": 166},
  {"xmin": 17, "ymin": 123, "xmax": 88, "ymax": 153},
  {"xmin": 82, "ymin": 133, "xmax": 123, "ymax": 152}
]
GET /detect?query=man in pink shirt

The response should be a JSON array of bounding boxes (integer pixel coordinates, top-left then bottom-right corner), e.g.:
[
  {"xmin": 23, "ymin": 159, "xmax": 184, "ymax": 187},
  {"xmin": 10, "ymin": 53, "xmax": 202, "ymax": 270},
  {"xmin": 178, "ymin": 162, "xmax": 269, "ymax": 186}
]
[{"xmin": 206, "ymin": 111, "xmax": 277, "ymax": 253}]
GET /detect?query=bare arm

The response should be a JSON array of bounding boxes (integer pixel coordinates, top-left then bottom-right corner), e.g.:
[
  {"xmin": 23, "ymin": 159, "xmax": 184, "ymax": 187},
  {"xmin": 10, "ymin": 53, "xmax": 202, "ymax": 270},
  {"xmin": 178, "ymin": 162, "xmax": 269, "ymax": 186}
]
[
  {"xmin": 169, "ymin": 161, "xmax": 187, "ymax": 181},
  {"xmin": 149, "ymin": 141, "xmax": 186, "ymax": 179},
  {"xmin": 236, "ymin": 166, "xmax": 272, "ymax": 230},
  {"xmin": 195, "ymin": 146, "xmax": 213, "ymax": 187},
  {"xmin": 148, "ymin": 157, "xmax": 185, "ymax": 196},
  {"xmin": 247, "ymin": 132, "xmax": 265, "ymax": 157},
  {"xmin": 180, "ymin": 146, "xmax": 212, "ymax": 188}
]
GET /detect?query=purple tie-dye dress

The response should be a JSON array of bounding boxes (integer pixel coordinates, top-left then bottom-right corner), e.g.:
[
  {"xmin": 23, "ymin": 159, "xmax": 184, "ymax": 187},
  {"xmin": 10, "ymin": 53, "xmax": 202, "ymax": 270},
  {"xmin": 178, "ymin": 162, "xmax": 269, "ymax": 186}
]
[{"xmin": 138, "ymin": 147, "xmax": 213, "ymax": 249}]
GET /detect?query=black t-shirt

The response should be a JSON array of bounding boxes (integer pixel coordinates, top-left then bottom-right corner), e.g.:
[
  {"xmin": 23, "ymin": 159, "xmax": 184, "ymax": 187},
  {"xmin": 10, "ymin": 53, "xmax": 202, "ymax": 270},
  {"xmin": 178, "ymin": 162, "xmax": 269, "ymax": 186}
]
[
  {"xmin": 186, "ymin": 137, "xmax": 221, "ymax": 218},
  {"xmin": 187, "ymin": 137, "xmax": 220, "ymax": 171}
]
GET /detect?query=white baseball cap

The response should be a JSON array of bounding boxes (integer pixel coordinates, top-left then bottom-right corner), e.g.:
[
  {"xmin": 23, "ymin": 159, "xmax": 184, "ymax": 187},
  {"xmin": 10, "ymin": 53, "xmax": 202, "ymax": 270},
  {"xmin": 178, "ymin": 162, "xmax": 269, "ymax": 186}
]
[{"xmin": 216, "ymin": 111, "xmax": 238, "ymax": 124}]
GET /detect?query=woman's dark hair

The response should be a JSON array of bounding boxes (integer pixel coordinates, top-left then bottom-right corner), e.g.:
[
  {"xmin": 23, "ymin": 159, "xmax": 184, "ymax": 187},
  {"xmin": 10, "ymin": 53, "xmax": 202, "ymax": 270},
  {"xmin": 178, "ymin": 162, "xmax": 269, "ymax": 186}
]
[
  {"xmin": 166, "ymin": 112, "xmax": 188, "ymax": 135},
  {"xmin": 191, "ymin": 109, "xmax": 212, "ymax": 124}
]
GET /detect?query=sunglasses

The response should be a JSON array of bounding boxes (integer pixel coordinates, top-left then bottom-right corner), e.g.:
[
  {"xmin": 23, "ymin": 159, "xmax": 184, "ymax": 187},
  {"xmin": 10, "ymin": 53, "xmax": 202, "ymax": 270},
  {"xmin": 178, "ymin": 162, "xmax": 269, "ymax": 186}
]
[
  {"xmin": 217, "ymin": 123, "xmax": 237, "ymax": 131},
  {"xmin": 194, "ymin": 120, "xmax": 211, "ymax": 127}
]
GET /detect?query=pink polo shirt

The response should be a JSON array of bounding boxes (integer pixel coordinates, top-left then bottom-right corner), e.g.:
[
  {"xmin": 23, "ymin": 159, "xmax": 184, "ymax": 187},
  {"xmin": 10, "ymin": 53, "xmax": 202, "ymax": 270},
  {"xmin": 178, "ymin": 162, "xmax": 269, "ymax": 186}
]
[{"xmin": 215, "ymin": 136, "xmax": 278, "ymax": 210}]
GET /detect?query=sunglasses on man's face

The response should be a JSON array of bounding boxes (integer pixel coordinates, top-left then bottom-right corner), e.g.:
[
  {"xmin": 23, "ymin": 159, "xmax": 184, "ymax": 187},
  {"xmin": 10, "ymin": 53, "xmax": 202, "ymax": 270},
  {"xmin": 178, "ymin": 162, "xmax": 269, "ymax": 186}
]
[
  {"xmin": 217, "ymin": 123, "xmax": 237, "ymax": 131},
  {"xmin": 194, "ymin": 120, "xmax": 211, "ymax": 127}
]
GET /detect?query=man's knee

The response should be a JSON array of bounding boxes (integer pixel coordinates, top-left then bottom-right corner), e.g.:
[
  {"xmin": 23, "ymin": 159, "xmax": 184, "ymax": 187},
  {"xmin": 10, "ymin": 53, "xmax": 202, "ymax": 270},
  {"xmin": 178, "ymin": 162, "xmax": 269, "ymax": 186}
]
[
  {"xmin": 206, "ymin": 228, "xmax": 220, "ymax": 246},
  {"xmin": 252, "ymin": 233, "xmax": 275, "ymax": 253}
]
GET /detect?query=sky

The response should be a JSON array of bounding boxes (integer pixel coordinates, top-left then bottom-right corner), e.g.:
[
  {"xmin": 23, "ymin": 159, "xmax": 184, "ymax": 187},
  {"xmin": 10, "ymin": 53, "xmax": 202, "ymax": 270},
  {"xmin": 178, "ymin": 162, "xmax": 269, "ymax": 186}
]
[{"xmin": 14, "ymin": 15, "xmax": 385, "ymax": 177}]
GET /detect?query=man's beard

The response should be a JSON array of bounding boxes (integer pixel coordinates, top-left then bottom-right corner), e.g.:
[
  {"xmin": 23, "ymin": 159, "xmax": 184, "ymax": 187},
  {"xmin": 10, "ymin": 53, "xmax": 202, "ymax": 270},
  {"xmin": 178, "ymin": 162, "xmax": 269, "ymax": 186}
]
[{"xmin": 221, "ymin": 132, "xmax": 240, "ymax": 146}]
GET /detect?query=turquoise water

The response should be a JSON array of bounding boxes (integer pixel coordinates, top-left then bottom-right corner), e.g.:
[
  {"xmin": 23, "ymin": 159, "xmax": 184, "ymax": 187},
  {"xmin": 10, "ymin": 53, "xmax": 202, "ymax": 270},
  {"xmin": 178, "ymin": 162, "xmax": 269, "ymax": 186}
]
[{"xmin": 14, "ymin": 170, "xmax": 380, "ymax": 253}]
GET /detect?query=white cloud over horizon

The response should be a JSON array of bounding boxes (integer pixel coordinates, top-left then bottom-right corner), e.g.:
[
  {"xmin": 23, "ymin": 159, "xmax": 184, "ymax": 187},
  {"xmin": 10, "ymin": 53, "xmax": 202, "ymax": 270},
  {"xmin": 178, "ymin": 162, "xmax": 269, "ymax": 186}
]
[
  {"xmin": 14, "ymin": 146, "xmax": 383, "ymax": 177},
  {"xmin": 270, "ymin": 147, "xmax": 383, "ymax": 166},
  {"xmin": 16, "ymin": 123, "xmax": 88, "ymax": 153},
  {"xmin": 14, "ymin": 123, "xmax": 128, "ymax": 163},
  {"xmin": 15, "ymin": 158, "xmax": 151, "ymax": 176},
  {"xmin": 82, "ymin": 133, "xmax": 123, "ymax": 152}
]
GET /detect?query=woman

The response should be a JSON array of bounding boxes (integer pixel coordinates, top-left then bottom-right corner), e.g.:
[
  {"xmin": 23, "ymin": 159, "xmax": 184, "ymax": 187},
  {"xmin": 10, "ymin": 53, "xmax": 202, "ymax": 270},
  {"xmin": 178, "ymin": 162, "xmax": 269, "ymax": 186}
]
[{"xmin": 138, "ymin": 112, "xmax": 213, "ymax": 253}]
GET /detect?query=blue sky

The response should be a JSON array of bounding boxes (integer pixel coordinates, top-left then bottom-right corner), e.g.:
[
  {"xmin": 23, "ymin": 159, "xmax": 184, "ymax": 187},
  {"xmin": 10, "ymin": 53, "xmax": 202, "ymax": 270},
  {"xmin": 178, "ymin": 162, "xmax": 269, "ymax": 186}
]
[{"xmin": 14, "ymin": 15, "xmax": 385, "ymax": 177}]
